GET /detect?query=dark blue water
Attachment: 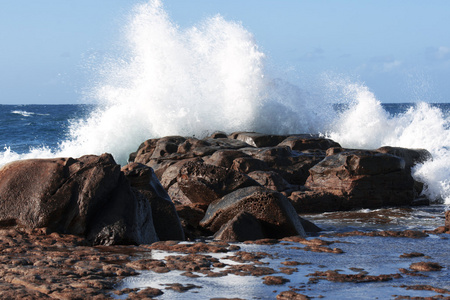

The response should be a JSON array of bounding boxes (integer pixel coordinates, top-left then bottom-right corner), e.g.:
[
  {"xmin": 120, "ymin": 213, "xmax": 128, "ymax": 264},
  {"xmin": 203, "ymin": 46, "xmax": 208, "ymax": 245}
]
[
  {"xmin": 1, "ymin": 103, "xmax": 449, "ymax": 155},
  {"xmin": 0, "ymin": 104, "xmax": 94, "ymax": 153}
]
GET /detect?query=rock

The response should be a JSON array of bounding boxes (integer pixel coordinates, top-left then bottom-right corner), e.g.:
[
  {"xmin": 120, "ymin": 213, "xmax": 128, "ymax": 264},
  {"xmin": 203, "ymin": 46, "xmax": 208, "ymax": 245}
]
[
  {"xmin": 134, "ymin": 136, "xmax": 186, "ymax": 164},
  {"xmin": 247, "ymin": 170, "xmax": 297, "ymax": 194},
  {"xmin": 177, "ymin": 161, "xmax": 259, "ymax": 205},
  {"xmin": 262, "ymin": 275, "xmax": 290, "ymax": 285},
  {"xmin": 175, "ymin": 204, "xmax": 211, "ymax": 240},
  {"xmin": 159, "ymin": 158, "xmax": 203, "ymax": 189},
  {"xmin": 0, "ymin": 154, "xmax": 158, "ymax": 245},
  {"xmin": 121, "ymin": 163, "xmax": 185, "ymax": 241},
  {"xmin": 230, "ymin": 157, "xmax": 269, "ymax": 174},
  {"xmin": 446, "ymin": 210, "xmax": 450, "ymax": 230},
  {"xmin": 200, "ymin": 186, "xmax": 306, "ymax": 239},
  {"xmin": 299, "ymin": 218, "xmax": 322, "ymax": 233},
  {"xmin": 278, "ymin": 135, "xmax": 341, "ymax": 151},
  {"xmin": 409, "ymin": 262, "xmax": 443, "ymax": 272},
  {"xmin": 203, "ymin": 150, "xmax": 251, "ymax": 169},
  {"xmin": 240, "ymin": 146, "xmax": 323, "ymax": 185},
  {"xmin": 229, "ymin": 132, "xmax": 286, "ymax": 147},
  {"xmin": 208, "ymin": 131, "xmax": 228, "ymax": 139},
  {"xmin": 376, "ymin": 146, "xmax": 432, "ymax": 171},
  {"xmin": 277, "ymin": 291, "xmax": 310, "ymax": 300},
  {"xmin": 288, "ymin": 191, "xmax": 346, "ymax": 213},
  {"xmin": 305, "ymin": 150, "xmax": 415, "ymax": 210},
  {"xmin": 213, "ymin": 211, "xmax": 265, "ymax": 242}
]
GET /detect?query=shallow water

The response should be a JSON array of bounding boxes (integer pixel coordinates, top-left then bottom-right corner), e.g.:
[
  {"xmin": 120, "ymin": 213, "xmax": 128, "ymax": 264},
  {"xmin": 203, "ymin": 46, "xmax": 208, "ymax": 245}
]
[{"xmin": 115, "ymin": 205, "xmax": 450, "ymax": 299}]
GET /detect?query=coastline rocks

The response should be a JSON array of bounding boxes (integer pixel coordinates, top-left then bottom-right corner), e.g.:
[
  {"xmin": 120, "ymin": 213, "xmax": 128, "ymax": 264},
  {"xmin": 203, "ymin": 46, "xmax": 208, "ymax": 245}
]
[
  {"xmin": 200, "ymin": 186, "xmax": 306, "ymax": 240},
  {"xmin": 121, "ymin": 162, "xmax": 185, "ymax": 241},
  {"xmin": 304, "ymin": 150, "xmax": 416, "ymax": 210},
  {"xmin": 127, "ymin": 131, "xmax": 431, "ymax": 220},
  {"xmin": 0, "ymin": 154, "xmax": 158, "ymax": 245}
]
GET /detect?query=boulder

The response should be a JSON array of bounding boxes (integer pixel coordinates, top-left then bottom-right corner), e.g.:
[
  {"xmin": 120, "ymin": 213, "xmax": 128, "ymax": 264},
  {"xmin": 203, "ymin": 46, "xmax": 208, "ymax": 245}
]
[
  {"xmin": 277, "ymin": 135, "xmax": 341, "ymax": 151},
  {"xmin": 121, "ymin": 162, "xmax": 185, "ymax": 241},
  {"xmin": 0, "ymin": 154, "xmax": 157, "ymax": 245},
  {"xmin": 203, "ymin": 150, "xmax": 251, "ymax": 169},
  {"xmin": 240, "ymin": 146, "xmax": 323, "ymax": 185},
  {"xmin": 177, "ymin": 161, "xmax": 259, "ymax": 205},
  {"xmin": 200, "ymin": 186, "xmax": 306, "ymax": 239},
  {"xmin": 213, "ymin": 211, "xmax": 265, "ymax": 242},
  {"xmin": 247, "ymin": 170, "xmax": 298, "ymax": 194},
  {"xmin": 305, "ymin": 150, "xmax": 415, "ymax": 209},
  {"xmin": 132, "ymin": 136, "xmax": 186, "ymax": 164},
  {"xmin": 289, "ymin": 191, "xmax": 345, "ymax": 213},
  {"xmin": 175, "ymin": 204, "xmax": 211, "ymax": 240},
  {"xmin": 376, "ymin": 146, "xmax": 432, "ymax": 171},
  {"xmin": 229, "ymin": 132, "xmax": 286, "ymax": 147},
  {"xmin": 230, "ymin": 157, "xmax": 269, "ymax": 174}
]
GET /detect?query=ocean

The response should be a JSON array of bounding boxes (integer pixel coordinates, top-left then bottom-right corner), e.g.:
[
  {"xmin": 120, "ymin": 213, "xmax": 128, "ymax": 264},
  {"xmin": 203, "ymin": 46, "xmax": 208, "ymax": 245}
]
[{"xmin": 0, "ymin": 1, "xmax": 449, "ymax": 206}]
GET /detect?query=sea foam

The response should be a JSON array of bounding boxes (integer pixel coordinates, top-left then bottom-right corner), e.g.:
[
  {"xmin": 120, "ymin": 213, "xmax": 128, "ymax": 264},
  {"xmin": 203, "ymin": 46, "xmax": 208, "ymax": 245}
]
[{"xmin": 1, "ymin": 0, "xmax": 449, "ymax": 204}]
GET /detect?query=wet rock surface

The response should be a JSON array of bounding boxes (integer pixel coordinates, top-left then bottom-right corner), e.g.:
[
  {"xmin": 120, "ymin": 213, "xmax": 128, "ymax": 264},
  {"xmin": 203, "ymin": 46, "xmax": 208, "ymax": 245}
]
[{"xmin": 0, "ymin": 154, "xmax": 158, "ymax": 246}]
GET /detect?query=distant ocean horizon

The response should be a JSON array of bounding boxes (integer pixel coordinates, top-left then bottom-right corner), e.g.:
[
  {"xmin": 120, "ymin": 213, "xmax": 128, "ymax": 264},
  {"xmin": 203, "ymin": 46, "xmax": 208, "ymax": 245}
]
[{"xmin": 1, "ymin": 102, "xmax": 448, "ymax": 155}]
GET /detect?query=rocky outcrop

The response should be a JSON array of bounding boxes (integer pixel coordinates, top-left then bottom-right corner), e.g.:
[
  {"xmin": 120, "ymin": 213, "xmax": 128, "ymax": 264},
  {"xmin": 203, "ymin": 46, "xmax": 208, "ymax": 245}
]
[
  {"xmin": 0, "ymin": 154, "xmax": 158, "ymax": 245},
  {"xmin": 0, "ymin": 131, "xmax": 435, "ymax": 245},
  {"xmin": 125, "ymin": 132, "xmax": 431, "ymax": 238}
]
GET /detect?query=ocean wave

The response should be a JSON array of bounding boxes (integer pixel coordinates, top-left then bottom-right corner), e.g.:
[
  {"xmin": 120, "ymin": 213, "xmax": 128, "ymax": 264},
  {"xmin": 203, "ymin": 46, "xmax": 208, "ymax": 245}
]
[{"xmin": 11, "ymin": 110, "xmax": 50, "ymax": 117}]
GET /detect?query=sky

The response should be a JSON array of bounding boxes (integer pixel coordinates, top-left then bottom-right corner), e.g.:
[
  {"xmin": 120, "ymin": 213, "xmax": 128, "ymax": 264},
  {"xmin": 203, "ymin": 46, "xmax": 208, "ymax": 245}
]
[{"xmin": 1, "ymin": 0, "xmax": 450, "ymax": 104}]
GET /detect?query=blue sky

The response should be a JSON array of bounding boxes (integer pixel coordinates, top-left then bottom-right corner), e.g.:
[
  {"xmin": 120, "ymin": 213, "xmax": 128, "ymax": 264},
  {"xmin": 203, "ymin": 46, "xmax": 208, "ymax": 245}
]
[{"xmin": 1, "ymin": 0, "xmax": 450, "ymax": 104}]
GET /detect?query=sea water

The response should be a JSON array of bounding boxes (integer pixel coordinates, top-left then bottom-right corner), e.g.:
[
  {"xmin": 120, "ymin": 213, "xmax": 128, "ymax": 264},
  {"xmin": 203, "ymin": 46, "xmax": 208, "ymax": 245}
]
[{"xmin": 0, "ymin": 0, "xmax": 449, "ymax": 206}]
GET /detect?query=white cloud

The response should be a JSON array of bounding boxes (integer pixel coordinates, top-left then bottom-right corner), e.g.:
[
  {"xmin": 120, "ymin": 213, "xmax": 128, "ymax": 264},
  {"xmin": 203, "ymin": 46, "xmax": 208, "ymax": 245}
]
[
  {"xmin": 382, "ymin": 60, "xmax": 402, "ymax": 72},
  {"xmin": 425, "ymin": 46, "xmax": 450, "ymax": 61},
  {"xmin": 367, "ymin": 55, "xmax": 403, "ymax": 72}
]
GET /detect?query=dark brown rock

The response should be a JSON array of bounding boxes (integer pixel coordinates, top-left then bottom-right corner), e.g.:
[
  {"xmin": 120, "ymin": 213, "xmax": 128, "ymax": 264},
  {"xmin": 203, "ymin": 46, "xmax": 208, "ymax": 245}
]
[
  {"xmin": 203, "ymin": 150, "xmax": 251, "ymax": 169},
  {"xmin": 409, "ymin": 262, "xmax": 443, "ymax": 272},
  {"xmin": 262, "ymin": 275, "xmax": 290, "ymax": 285},
  {"xmin": 240, "ymin": 146, "xmax": 322, "ymax": 185},
  {"xmin": 308, "ymin": 270, "xmax": 401, "ymax": 283},
  {"xmin": 175, "ymin": 204, "xmax": 211, "ymax": 240},
  {"xmin": 213, "ymin": 211, "xmax": 265, "ymax": 242},
  {"xmin": 200, "ymin": 186, "xmax": 306, "ymax": 238},
  {"xmin": 278, "ymin": 135, "xmax": 340, "ymax": 151},
  {"xmin": 248, "ymin": 170, "xmax": 297, "ymax": 193},
  {"xmin": 277, "ymin": 290, "xmax": 311, "ymax": 300},
  {"xmin": 0, "ymin": 154, "xmax": 157, "ymax": 245},
  {"xmin": 289, "ymin": 191, "xmax": 343, "ymax": 213},
  {"xmin": 305, "ymin": 150, "xmax": 415, "ymax": 210},
  {"xmin": 229, "ymin": 132, "xmax": 287, "ymax": 147},
  {"xmin": 230, "ymin": 157, "xmax": 269, "ymax": 174},
  {"xmin": 177, "ymin": 161, "xmax": 259, "ymax": 205},
  {"xmin": 122, "ymin": 163, "xmax": 185, "ymax": 241},
  {"xmin": 376, "ymin": 146, "xmax": 432, "ymax": 171},
  {"xmin": 133, "ymin": 136, "xmax": 186, "ymax": 164}
]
